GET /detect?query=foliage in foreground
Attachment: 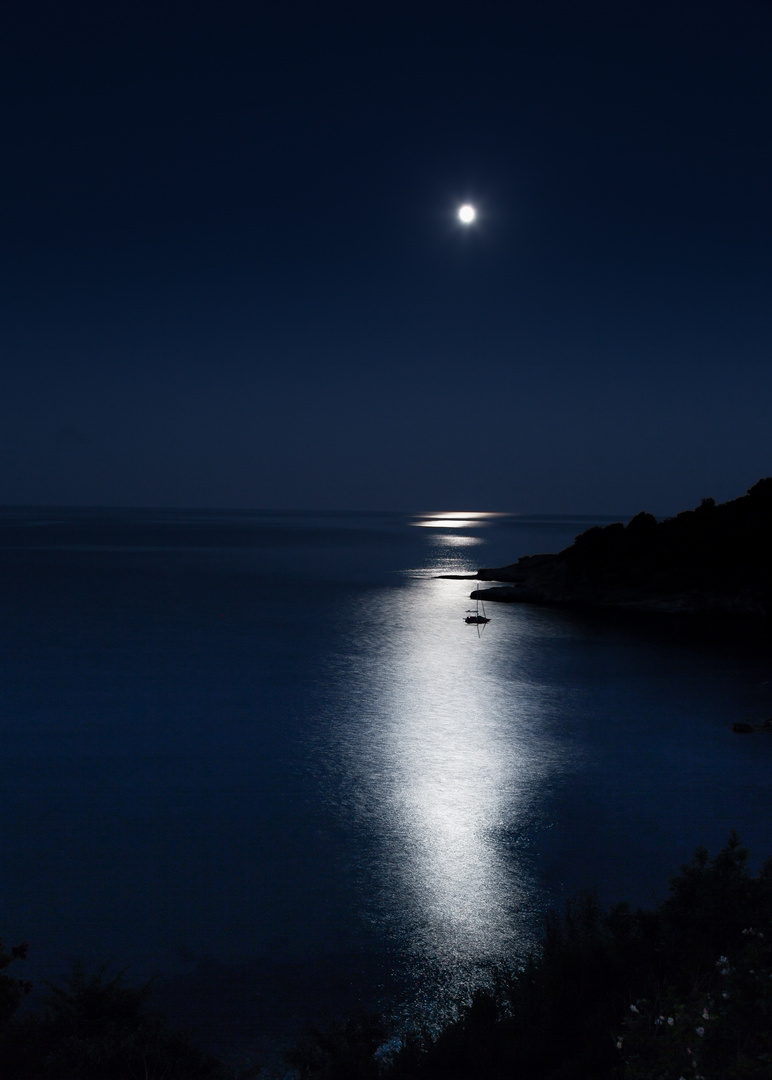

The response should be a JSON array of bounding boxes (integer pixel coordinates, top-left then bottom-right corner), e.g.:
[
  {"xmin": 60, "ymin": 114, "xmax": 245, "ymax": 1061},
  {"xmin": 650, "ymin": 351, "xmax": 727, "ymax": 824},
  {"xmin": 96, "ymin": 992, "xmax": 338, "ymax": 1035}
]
[
  {"xmin": 287, "ymin": 834, "xmax": 772, "ymax": 1080},
  {"xmin": 0, "ymin": 957, "xmax": 246, "ymax": 1080},
  {"xmin": 3, "ymin": 834, "xmax": 772, "ymax": 1079}
]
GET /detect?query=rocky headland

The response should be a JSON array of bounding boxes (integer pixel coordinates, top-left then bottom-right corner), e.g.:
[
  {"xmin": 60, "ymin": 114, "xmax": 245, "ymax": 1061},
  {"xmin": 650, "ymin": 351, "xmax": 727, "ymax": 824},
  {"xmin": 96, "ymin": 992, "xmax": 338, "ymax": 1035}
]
[{"xmin": 472, "ymin": 478, "xmax": 772, "ymax": 618}]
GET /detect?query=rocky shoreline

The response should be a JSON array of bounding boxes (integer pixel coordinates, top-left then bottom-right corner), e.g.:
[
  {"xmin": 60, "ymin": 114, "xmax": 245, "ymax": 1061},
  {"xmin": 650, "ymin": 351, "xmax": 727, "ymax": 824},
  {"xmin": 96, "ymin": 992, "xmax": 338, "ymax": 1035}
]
[{"xmin": 468, "ymin": 479, "xmax": 772, "ymax": 619}]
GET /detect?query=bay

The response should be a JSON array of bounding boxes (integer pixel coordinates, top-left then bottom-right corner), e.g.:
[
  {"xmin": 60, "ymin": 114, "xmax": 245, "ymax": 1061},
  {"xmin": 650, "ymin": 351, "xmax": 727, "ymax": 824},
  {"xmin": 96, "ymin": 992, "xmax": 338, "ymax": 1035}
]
[{"xmin": 1, "ymin": 507, "xmax": 771, "ymax": 1064}]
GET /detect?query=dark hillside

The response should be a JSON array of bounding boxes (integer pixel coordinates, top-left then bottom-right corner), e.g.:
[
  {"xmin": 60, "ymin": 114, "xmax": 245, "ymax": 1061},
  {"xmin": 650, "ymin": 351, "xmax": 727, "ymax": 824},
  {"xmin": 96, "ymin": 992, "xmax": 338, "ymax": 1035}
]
[{"xmin": 476, "ymin": 479, "xmax": 772, "ymax": 616}]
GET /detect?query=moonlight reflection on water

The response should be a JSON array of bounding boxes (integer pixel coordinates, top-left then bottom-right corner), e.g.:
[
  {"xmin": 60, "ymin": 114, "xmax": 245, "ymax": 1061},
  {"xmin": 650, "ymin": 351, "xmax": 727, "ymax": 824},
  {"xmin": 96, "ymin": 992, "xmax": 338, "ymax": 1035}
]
[
  {"xmin": 329, "ymin": 557, "xmax": 573, "ymax": 1002},
  {"xmin": 6, "ymin": 509, "xmax": 772, "ymax": 1054},
  {"xmin": 412, "ymin": 511, "xmax": 505, "ymax": 529}
]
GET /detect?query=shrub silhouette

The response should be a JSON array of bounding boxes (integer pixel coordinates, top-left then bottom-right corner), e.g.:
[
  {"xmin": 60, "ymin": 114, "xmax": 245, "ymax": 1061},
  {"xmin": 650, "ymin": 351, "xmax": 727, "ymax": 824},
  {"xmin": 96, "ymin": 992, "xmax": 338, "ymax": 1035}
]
[
  {"xmin": 1, "ymin": 963, "xmax": 237, "ymax": 1080},
  {"xmin": 285, "ymin": 836, "xmax": 772, "ymax": 1080},
  {"xmin": 0, "ymin": 938, "xmax": 32, "ymax": 1036},
  {"xmin": 5, "ymin": 835, "xmax": 772, "ymax": 1078}
]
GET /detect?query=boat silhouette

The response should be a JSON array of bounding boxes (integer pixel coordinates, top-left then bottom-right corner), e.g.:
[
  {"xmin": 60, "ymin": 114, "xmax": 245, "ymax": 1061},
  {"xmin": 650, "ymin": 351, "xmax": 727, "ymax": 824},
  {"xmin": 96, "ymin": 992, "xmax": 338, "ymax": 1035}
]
[{"xmin": 465, "ymin": 588, "xmax": 490, "ymax": 625}]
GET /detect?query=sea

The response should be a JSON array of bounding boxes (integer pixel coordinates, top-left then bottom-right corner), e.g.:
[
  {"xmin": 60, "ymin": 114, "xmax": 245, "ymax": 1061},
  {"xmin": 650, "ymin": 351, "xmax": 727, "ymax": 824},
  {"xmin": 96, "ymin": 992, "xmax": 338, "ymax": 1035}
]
[{"xmin": 2, "ymin": 507, "xmax": 772, "ymax": 1069}]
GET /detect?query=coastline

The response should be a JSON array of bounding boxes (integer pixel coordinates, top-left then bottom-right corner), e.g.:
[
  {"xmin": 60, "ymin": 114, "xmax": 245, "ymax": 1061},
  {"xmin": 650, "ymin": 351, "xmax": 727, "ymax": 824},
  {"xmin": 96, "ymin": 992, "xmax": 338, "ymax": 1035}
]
[{"xmin": 467, "ymin": 480, "xmax": 772, "ymax": 621}]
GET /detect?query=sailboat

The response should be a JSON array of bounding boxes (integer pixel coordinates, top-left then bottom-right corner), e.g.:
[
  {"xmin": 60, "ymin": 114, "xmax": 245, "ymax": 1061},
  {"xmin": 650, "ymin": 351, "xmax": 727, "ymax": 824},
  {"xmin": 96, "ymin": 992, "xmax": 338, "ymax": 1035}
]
[{"xmin": 465, "ymin": 588, "xmax": 490, "ymax": 624}]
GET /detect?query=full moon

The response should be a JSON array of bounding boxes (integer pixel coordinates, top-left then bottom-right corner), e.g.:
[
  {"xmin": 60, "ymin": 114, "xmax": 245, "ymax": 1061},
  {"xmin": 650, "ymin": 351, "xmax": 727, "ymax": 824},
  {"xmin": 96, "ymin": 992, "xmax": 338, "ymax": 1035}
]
[{"xmin": 458, "ymin": 204, "xmax": 476, "ymax": 224}]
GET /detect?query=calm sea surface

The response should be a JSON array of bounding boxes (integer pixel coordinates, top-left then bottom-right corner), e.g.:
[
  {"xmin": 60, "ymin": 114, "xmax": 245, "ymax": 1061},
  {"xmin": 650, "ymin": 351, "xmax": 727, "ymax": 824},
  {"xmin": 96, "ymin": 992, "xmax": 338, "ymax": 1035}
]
[{"xmin": 2, "ymin": 508, "xmax": 772, "ymax": 1063}]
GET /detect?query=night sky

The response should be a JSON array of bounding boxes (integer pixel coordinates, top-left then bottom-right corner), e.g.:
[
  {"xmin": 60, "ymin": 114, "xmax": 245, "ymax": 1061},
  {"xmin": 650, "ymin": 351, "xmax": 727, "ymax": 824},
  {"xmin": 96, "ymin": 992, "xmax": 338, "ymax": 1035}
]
[{"xmin": 2, "ymin": 0, "xmax": 771, "ymax": 515}]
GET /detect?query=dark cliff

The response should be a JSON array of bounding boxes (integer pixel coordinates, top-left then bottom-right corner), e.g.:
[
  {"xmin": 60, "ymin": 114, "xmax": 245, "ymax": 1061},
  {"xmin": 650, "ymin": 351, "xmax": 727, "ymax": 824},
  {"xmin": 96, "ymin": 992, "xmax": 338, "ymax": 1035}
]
[{"xmin": 475, "ymin": 478, "xmax": 772, "ymax": 617}]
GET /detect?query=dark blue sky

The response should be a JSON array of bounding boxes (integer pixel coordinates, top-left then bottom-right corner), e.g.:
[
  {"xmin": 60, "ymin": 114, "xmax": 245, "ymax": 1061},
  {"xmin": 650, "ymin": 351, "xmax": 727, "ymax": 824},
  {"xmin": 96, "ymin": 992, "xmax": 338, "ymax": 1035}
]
[{"xmin": 2, "ymin": 0, "xmax": 771, "ymax": 514}]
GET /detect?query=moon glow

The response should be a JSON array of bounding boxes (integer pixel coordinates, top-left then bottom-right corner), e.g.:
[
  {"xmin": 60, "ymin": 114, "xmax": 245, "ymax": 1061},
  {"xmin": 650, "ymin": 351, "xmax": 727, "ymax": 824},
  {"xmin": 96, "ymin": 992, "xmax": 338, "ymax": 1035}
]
[{"xmin": 458, "ymin": 204, "xmax": 476, "ymax": 224}]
